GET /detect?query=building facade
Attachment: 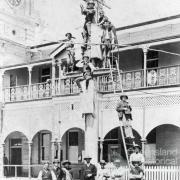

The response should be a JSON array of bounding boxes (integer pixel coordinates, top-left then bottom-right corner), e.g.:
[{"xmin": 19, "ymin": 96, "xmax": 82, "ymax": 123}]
[{"xmin": 0, "ymin": 1, "xmax": 180, "ymax": 179}]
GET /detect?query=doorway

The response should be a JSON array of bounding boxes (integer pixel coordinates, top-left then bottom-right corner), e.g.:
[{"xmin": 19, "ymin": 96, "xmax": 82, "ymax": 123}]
[
  {"xmin": 10, "ymin": 139, "xmax": 22, "ymax": 177},
  {"xmin": 68, "ymin": 131, "xmax": 79, "ymax": 163}
]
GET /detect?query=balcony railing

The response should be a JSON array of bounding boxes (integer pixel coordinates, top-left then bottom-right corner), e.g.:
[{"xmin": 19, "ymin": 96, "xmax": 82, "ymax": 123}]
[
  {"xmin": 55, "ymin": 77, "xmax": 79, "ymax": 95},
  {"xmin": 147, "ymin": 65, "xmax": 180, "ymax": 87},
  {"xmin": 3, "ymin": 64, "xmax": 180, "ymax": 102},
  {"xmin": 97, "ymin": 64, "xmax": 180, "ymax": 92},
  {"xmin": 97, "ymin": 69, "xmax": 144, "ymax": 92},
  {"xmin": 4, "ymin": 85, "xmax": 29, "ymax": 102},
  {"xmin": 4, "ymin": 82, "xmax": 52, "ymax": 102}
]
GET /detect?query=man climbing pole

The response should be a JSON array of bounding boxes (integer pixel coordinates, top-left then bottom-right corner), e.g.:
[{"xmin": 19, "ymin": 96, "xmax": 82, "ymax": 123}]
[
  {"xmin": 98, "ymin": 11, "xmax": 118, "ymax": 67},
  {"xmin": 80, "ymin": 0, "xmax": 96, "ymax": 54},
  {"xmin": 75, "ymin": 54, "xmax": 95, "ymax": 92},
  {"xmin": 116, "ymin": 94, "xmax": 134, "ymax": 139},
  {"xmin": 64, "ymin": 33, "xmax": 76, "ymax": 72}
]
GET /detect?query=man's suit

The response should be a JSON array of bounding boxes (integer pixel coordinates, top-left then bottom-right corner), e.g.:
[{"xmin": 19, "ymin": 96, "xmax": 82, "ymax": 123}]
[{"xmin": 80, "ymin": 163, "xmax": 97, "ymax": 180}]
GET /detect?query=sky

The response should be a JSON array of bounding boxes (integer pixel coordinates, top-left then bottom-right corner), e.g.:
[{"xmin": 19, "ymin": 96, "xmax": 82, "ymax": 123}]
[{"xmin": 34, "ymin": 0, "xmax": 180, "ymax": 44}]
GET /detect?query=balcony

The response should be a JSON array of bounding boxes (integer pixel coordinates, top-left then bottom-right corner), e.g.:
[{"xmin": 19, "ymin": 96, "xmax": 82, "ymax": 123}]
[
  {"xmin": 3, "ymin": 64, "xmax": 180, "ymax": 102},
  {"xmin": 97, "ymin": 64, "xmax": 180, "ymax": 93},
  {"xmin": 4, "ymin": 76, "xmax": 80, "ymax": 102}
]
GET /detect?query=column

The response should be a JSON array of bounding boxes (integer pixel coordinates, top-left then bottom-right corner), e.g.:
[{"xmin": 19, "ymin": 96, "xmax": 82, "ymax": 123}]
[
  {"xmin": 99, "ymin": 139, "xmax": 104, "ymax": 161},
  {"xmin": 28, "ymin": 66, "xmax": 32, "ymax": 100},
  {"xmin": 57, "ymin": 60, "xmax": 62, "ymax": 94},
  {"xmin": 51, "ymin": 141, "xmax": 55, "ymax": 162},
  {"xmin": 0, "ymin": 144, "xmax": 5, "ymax": 178},
  {"xmin": 58, "ymin": 141, "xmax": 62, "ymax": 161},
  {"xmin": 52, "ymin": 58, "xmax": 56, "ymax": 96},
  {"xmin": 143, "ymin": 47, "xmax": 148, "ymax": 87},
  {"xmin": 0, "ymin": 70, "xmax": 5, "ymax": 103},
  {"xmin": 85, "ymin": 114, "xmax": 98, "ymax": 163},
  {"xmin": 141, "ymin": 138, "xmax": 147, "ymax": 156},
  {"xmin": 28, "ymin": 141, "xmax": 32, "ymax": 178}
]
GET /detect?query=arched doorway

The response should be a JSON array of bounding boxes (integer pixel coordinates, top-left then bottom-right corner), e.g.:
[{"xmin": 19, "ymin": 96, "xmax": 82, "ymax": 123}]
[
  {"xmin": 145, "ymin": 124, "xmax": 180, "ymax": 165},
  {"xmin": 4, "ymin": 131, "xmax": 29, "ymax": 177},
  {"xmin": 61, "ymin": 128, "xmax": 85, "ymax": 164},
  {"xmin": 103, "ymin": 127, "xmax": 141, "ymax": 165}
]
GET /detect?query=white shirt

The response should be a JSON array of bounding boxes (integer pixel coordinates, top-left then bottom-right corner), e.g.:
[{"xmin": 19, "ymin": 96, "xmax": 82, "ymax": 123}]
[
  {"xmin": 37, "ymin": 169, "xmax": 56, "ymax": 180},
  {"xmin": 97, "ymin": 168, "xmax": 110, "ymax": 180},
  {"xmin": 130, "ymin": 153, "xmax": 145, "ymax": 164},
  {"xmin": 62, "ymin": 168, "xmax": 73, "ymax": 180},
  {"xmin": 111, "ymin": 167, "xmax": 125, "ymax": 180}
]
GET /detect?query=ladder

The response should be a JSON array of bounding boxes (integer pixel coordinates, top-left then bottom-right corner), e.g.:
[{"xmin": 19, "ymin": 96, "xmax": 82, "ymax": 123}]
[{"xmin": 107, "ymin": 58, "xmax": 135, "ymax": 169}]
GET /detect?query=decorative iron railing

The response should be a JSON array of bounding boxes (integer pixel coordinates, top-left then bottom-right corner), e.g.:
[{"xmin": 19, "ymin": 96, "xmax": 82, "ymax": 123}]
[
  {"xmin": 96, "ymin": 69, "xmax": 144, "ymax": 92},
  {"xmin": 3, "ymin": 65, "xmax": 180, "ymax": 102},
  {"xmin": 55, "ymin": 77, "xmax": 79, "ymax": 95}
]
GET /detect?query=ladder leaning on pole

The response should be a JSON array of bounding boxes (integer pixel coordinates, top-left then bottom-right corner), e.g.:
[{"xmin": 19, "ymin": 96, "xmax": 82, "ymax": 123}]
[{"xmin": 108, "ymin": 57, "xmax": 135, "ymax": 170}]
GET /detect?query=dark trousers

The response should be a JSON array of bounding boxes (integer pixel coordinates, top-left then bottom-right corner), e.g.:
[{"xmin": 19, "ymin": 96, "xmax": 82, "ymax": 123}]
[{"xmin": 75, "ymin": 76, "xmax": 92, "ymax": 91}]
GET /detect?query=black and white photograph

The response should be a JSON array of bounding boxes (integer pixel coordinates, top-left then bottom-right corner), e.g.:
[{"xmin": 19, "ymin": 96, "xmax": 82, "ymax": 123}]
[{"xmin": 0, "ymin": 0, "xmax": 180, "ymax": 179}]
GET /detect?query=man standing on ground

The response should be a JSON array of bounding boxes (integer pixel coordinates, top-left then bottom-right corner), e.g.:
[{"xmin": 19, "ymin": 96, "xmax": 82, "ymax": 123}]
[
  {"xmin": 37, "ymin": 161, "xmax": 56, "ymax": 180},
  {"xmin": 129, "ymin": 144, "xmax": 144, "ymax": 180},
  {"xmin": 62, "ymin": 160, "xmax": 73, "ymax": 180},
  {"xmin": 111, "ymin": 159, "xmax": 125, "ymax": 180},
  {"xmin": 52, "ymin": 159, "xmax": 65, "ymax": 180},
  {"xmin": 80, "ymin": 155, "xmax": 97, "ymax": 180}
]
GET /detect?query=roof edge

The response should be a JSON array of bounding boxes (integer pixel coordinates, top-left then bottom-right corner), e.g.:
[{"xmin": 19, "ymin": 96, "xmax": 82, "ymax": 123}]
[{"xmin": 116, "ymin": 14, "xmax": 180, "ymax": 31}]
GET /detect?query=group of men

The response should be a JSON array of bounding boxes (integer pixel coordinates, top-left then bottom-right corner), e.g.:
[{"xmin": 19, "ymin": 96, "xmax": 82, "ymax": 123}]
[
  {"xmin": 60, "ymin": 0, "xmax": 119, "ymax": 92},
  {"xmin": 80, "ymin": 0, "xmax": 118, "ymax": 57},
  {"xmin": 37, "ymin": 146, "xmax": 144, "ymax": 180},
  {"xmin": 37, "ymin": 159, "xmax": 72, "ymax": 180}
]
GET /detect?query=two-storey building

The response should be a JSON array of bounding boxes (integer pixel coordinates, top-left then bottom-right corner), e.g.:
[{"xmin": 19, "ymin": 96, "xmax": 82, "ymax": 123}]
[{"xmin": 0, "ymin": 1, "xmax": 180, "ymax": 179}]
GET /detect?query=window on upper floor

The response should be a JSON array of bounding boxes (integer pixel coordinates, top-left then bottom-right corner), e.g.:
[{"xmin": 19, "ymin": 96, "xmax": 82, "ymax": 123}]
[
  {"xmin": 147, "ymin": 51, "xmax": 159, "ymax": 69},
  {"xmin": 40, "ymin": 67, "xmax": 51, "ymax": 83}
]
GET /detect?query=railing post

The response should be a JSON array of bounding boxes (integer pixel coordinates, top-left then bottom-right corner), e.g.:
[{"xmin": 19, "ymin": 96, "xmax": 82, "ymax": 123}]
[
  {"xmin": 28, "ymin": 66, "xmax": 33, "ymax": 100},
  {"xmin": 28, "ymin": 141, "xmax": 32, "ymax": 179},
  {"xmin": 15, "ymin": 165, "xmax": 17, "ymax": 178},
  {"xmin": 143, "ymin": 47, "xmax": 148, "ymax": 87}
]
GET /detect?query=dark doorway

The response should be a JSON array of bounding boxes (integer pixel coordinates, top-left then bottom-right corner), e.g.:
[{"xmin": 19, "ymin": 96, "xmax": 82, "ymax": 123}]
[
  {"xmin": 11, "ymin": 148, "xmax": 22, "ymax": 176},
  {"xmin": 103, "ymin": 127, "xmax": 141, "ymax": 165}
]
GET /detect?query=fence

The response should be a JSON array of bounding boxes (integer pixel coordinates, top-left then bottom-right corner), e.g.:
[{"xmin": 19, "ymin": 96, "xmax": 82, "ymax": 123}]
[
  {"xmin": 106, "ymin": 166, "xmax": 180, "ymax": 180},
  {"xmin": 3, "ymin": 165, "xmax": 180, "ymax": 180}
]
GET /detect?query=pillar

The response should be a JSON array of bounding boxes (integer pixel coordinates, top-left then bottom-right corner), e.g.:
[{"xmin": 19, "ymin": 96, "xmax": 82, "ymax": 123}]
[
  {"xmin": 0, "ymin": 143, "xmax": 5, "ymax": 178},
  {"xmin": 143, "ymin": 47, "xmax": 148, "ymax": 87},
  {"xmin": 57, "ymin": 61, "xmax": 62, "ymax": 93},
  {"xmin": 51, "ymin": 141, "xmax": 55, "ymax": 162},
  {"xmin": 28, "ymin": 66, "xmax": 32, "ymax": 100},
  {"xmin": 99, "ymin": 139, "xmax": 104, "ymax": 161},
  {"xmin": 58, "ymin": 141, "xmax": 62, "ymax": 161},
  {"xmin": 141, "ymin": 138, "xmax": 147, "ymax": 156},
  {"xmin": 52, "ymin": 58, "xmax": 56, "ymax": 96},
  {"xmin": 28, "ymin": 141, "xmax": 32, "ymax": 178},
  {"xmin": 85, "ymin": 114, "xmax": 98, "ymax": 163}
]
